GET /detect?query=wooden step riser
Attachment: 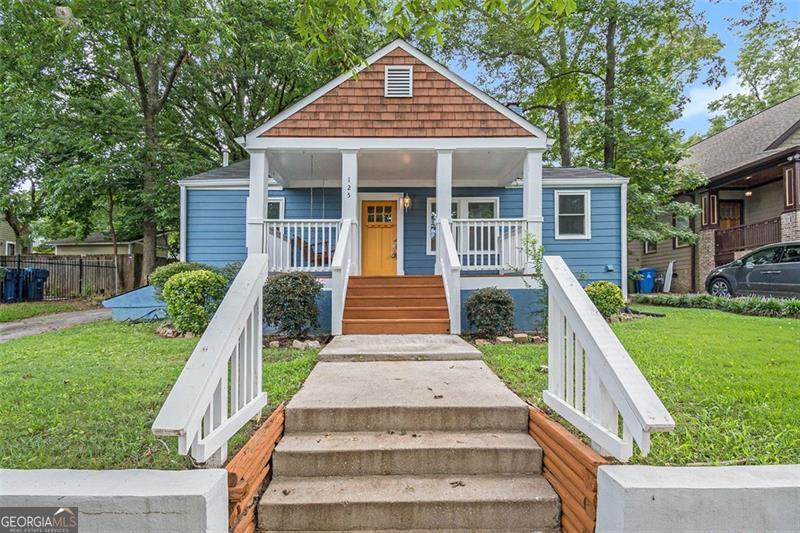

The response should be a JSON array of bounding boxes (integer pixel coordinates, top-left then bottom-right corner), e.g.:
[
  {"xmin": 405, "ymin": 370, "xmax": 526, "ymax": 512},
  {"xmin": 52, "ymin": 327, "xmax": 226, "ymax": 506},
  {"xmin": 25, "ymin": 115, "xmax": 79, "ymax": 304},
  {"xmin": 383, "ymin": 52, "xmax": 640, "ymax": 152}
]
[
  {"xmin": 343, "ymin": 321, "xmax": 449, "ymax": 335},
  {"xmin": 349, "ymin": 276, "xmax": 444, "ymax": 287},
  {"xmin": 346, "ymin": 296, "xmax": 447, "ymax": 307},
  {"xmin": 348, "ymin": 286, "xmax": 445, "ymax": 297},
  {"xmin": 344, "ymin": 308, "xmax": 449, "ymax": 319}
]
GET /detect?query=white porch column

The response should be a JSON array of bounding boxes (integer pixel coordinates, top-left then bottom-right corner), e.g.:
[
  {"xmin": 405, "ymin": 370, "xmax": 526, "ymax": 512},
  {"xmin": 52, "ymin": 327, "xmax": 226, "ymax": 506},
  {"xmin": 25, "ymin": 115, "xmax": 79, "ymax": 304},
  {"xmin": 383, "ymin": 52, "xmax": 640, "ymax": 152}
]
[
  {"xmin": 246, "ymin": 151, "xmax": 268, "ymax": 254},
  {"xmin": 435, "ymin": 150, "xmax": 453, "ymax": 274},
  {"xmin": 523, "ymin": 149, "xmax": 543, "ymax": 273},
  {"xmin": 341, "ymin": 150, "xmax": 359, "ymax": 274}
]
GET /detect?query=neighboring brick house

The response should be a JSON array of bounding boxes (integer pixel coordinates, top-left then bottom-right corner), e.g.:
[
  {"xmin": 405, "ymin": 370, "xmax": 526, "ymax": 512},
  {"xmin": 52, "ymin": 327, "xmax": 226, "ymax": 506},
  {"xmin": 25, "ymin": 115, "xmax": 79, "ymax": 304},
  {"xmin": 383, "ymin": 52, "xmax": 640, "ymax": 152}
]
[
  {"xmin": 0, "ymin": 220, "xmax": 18, "ymax": 256},
  {"xmin": 629, "ymin": 93, "xmax": 800, "ymax": 293},
  {"xmin": 182, "ymin": 39, "xmax": 629, "ymax": 334}
]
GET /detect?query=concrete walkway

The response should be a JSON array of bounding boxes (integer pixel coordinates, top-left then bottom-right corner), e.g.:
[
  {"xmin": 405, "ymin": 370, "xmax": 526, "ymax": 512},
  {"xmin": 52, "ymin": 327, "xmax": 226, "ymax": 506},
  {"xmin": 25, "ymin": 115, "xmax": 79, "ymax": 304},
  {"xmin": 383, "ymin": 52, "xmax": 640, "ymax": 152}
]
[
  {"xmin": 0, "ymin": 308, "xmax": 112, "ymax": 343},
  {"xmin": 318, "ymin": 334, "xmax": 482, "ymax": 361}
]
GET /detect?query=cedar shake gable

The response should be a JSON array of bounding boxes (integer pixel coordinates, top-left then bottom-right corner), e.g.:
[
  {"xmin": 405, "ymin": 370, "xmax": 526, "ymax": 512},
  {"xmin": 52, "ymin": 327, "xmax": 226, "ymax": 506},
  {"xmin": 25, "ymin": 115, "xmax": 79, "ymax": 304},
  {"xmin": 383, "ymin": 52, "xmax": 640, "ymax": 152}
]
[{"xmin": 259, "ymin": 45, "xmax": 536, "ymax": 138}]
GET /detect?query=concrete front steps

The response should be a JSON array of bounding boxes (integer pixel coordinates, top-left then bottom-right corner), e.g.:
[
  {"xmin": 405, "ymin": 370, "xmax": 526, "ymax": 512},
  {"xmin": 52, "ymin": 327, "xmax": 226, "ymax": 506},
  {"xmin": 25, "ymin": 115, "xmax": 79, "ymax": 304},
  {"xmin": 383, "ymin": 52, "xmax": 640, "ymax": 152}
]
[
  {"xmin": 343, "ymin": 276, "xmax": 450, "ymax": 334},
  {"xmin": 258, "ymin": 361, "xmax": 560, "ymax": 532}
]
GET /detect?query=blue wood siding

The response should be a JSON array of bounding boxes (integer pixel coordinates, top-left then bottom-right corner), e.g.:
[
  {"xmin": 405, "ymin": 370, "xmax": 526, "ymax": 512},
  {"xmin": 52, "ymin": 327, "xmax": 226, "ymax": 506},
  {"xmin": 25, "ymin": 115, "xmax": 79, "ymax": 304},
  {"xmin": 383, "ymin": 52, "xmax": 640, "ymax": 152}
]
[
  {"xmin": 186, "ymin": 189, "xmax": 248, "ymax": 267},
  {"xmin": 543, "ymin": 187, "xmax": 622, "ymax": 286},
  {"xmin": 186, "ymin": 185, "xmax": 623, "ymax": 284}
]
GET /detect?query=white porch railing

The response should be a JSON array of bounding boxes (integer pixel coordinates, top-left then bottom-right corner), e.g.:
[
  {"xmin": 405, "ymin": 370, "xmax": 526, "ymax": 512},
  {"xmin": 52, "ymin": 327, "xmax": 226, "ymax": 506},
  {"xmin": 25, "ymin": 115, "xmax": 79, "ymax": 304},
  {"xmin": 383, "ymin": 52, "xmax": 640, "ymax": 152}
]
[
  {"xmin": 437, "ymin": 219, "xmax": 462, "ymax": 334},
  {"xmin": 264, "ymin": 219, "xmax": 341, "ymax": 272},
  {"xmin": 331, "ymin": 219, "xmax": 355, "ymax": 336},
  {"xmin": 451, "ymin": 218, "xmax": 526, "ymax": 272},
  {"xmin": 152, "ymin": 254, "xmax": 269, "ymax": 466},
  {"xmin": 543, "ymin": 255, "xmax": 674, "ymax": 461}
]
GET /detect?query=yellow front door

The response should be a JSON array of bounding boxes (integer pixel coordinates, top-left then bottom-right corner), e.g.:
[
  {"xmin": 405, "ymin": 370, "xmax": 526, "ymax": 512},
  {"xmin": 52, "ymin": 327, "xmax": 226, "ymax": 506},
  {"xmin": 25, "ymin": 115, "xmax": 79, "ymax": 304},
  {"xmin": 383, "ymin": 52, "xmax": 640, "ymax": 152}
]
[{"xmin": 361, "ymin": 200, "xmax": 397, "ymax": 276}]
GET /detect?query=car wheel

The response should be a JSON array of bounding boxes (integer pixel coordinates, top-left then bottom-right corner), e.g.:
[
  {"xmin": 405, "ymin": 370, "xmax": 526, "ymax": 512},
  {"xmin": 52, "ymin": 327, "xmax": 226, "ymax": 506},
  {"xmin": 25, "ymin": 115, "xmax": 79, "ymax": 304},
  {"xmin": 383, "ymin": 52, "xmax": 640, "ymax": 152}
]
[{"xmin": 709, "ymin": 277, "xmax": 732, "ymax": 297}]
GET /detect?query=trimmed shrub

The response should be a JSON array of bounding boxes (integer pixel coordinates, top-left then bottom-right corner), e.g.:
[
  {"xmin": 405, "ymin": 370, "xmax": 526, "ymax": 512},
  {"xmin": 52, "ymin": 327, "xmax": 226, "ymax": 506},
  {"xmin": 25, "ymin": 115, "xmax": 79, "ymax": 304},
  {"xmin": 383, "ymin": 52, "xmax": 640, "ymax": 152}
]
[
  {"xmin": 263, "ymin": 272, "xmax": 323, "ymax": 337},
  {"xmin": 217, "ymin": 261, "xmax": 243, "ymax": 285},
  {"xmin": 585, "ymin": 281, "xmax": 625, "ymax": 318},
  {"xmin": 632, "ymin": 293, "xmax": 800, "ymax": 319},
  {"xmin": 465, "ymin": 287, "xmax": 515, "ymax": 337},
  {"xmin": 149, "ymin": 261, "xmax": 210, "ymax": 298},
  {"xmin": 162, "ymin": 270, "xmax": 228, "ymax": 334}
]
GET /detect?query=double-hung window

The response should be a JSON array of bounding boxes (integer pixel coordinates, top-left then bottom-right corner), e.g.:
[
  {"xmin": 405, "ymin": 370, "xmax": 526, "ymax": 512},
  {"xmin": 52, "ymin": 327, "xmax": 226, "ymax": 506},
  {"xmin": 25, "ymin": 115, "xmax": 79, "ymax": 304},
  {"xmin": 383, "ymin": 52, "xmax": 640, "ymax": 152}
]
[
  {"xmin": 426, "ymin": 197, "xmax": 499, "ymax": 254},
  {"xmin": 555, "ymin": 190, "xmax": 590, "ymax": 239}
]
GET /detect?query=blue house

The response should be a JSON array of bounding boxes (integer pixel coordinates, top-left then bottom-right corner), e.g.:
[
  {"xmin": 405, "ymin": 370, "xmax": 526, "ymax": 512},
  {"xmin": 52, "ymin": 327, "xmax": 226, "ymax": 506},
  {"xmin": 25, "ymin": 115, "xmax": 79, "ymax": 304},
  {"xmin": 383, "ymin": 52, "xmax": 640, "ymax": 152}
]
[{"xmin": 179, "ymin": 40, "xmax": 628, "ymax": 335}]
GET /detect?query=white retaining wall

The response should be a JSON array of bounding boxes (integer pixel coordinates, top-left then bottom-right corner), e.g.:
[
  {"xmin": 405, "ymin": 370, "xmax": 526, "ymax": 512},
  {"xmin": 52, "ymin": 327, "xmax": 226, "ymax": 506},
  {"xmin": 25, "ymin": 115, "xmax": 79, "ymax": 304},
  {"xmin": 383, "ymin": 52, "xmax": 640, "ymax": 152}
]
[
  {"xmin": 597, "ymin": 465, "xmax": 800, "ymax": 532},
  {"xmin": 0, "ymin": 469, "xmax": 228, "ymax": 533}
]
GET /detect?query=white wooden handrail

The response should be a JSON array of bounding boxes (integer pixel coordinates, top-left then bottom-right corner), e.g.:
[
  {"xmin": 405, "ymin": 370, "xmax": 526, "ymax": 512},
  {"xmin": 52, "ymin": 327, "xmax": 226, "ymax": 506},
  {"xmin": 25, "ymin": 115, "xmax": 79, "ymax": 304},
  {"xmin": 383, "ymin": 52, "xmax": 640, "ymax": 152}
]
[
  {"xmin": 152, "ymin": 254, "xmax": 269, "ymax": 466},
  {"xmin": 331, "ymin": 219, "xmax": 354, "ymax": 336},
  {"xmin": 264, "ymin": 219, "xmax": 341, "ymax": 272},
  {"xmin": 543, "ymin": 255, "xmax": 674, "ymax": 461},
  {"xmin": 438, "ymin": 219, "xmax": 461, "ymax": 334},
  {"xmin": 451, "ymin": 218, "xmax": 525, "ymax": 272}
]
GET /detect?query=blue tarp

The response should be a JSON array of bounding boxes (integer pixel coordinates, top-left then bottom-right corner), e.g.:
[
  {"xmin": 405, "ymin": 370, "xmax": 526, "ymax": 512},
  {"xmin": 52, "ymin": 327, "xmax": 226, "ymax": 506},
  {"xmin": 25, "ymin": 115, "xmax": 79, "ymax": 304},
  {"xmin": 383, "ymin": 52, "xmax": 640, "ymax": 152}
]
[{"xmin": 102, "ymin": 285, "xmax": 167, "ymax": 321}]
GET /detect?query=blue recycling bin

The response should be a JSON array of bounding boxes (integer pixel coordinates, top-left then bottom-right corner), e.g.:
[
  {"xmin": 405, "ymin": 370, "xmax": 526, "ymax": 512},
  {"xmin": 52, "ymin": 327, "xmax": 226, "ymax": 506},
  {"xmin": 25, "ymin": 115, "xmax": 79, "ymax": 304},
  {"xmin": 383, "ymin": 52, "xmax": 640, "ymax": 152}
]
[
  {"xmin": 638, "ymin": 267, "xmax": 657, "ymax": 294},
  {"xmin": 25, "ymin": 268, "xmax": 49, "ymax": 301},
  {"xmin": 2, "ymin": 268, "xmax": 21, "ymax": 302}
]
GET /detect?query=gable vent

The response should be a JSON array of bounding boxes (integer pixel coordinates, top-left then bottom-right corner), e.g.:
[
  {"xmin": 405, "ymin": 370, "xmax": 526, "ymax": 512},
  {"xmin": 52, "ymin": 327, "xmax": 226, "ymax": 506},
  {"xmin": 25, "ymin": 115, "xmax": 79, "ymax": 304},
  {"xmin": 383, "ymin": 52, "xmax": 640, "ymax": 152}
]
[{"xmin": 384, "ymin": 65, "xmax": 413, "ymax": 97}]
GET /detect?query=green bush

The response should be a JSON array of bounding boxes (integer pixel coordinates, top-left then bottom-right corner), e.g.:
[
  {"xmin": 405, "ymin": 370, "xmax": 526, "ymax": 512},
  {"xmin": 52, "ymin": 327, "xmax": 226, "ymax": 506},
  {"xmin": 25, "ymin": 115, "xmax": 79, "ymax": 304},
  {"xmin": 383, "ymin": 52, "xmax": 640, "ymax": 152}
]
[
  {"xmin": 585, "ymin": 281, "xmax": 625, "ymax": 318},
  {"xmin": 217, "ymin": 261, "xmax": 243, "ymax": 284},
  {"xmin": 263, "ymin": 272, "xmax": 323, "ymax": 337},
  {"xmin": 465, "ymin": 287, "xmax": 515, "ymax": 337},
  {"xmin": 632, "ymin": 293, "xmax": 800, "ymax": 319},
  {"xmin": 149, "ymin": 262, "xmax": 210, "ymax": 298},
  {"xmin": 162, "ymin": 270, "xmax": 228, "ymax": 334}
]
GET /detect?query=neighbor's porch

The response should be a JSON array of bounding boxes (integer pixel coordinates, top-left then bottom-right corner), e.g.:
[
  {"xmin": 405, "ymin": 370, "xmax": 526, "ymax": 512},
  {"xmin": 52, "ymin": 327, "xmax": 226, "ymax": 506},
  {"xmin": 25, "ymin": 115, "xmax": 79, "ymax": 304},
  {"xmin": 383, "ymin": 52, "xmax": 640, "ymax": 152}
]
[{"xmin": 243, "ymin": 141, "xmax": 546, "ymax": 334}]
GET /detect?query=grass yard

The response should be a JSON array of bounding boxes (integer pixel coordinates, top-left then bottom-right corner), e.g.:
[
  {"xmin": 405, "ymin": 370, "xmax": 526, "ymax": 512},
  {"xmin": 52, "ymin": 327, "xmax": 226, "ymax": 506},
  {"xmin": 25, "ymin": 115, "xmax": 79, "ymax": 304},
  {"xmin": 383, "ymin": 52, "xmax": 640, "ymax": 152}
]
[
  {"xmin": 0, "ymin": 299, "xmax": 98, "ymax": 322},
  {"xmin": 0, "ymin": 320, "xmax": 317, "ymax": 470},
  {"xmin": 483, "ymin": 305, "xmax": 800, "ymax": 465}
]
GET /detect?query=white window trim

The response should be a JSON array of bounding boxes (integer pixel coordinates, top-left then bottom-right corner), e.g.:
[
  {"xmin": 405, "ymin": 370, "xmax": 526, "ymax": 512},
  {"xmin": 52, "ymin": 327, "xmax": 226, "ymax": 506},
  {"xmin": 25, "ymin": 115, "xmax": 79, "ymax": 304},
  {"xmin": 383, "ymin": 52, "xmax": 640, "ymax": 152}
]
[
  {"xmin": 384, "ymin": 65, "xmax": 413, "ymax": 97},
  {"xmin": 266, "ymin": 197, "xmax": 285, "ymax": 220},
  {"xmin": 5, "ymin": 241, "xmax": 15, "ymax": 255},
  {"xmin": 554, "ymin": 190, "xmax": 591, "ymax": 240},
  {"xmin": 644, "ymin": 241, "xmax": 657, "ymax": 255},
  {"xmin": 425, "ymin": 196, "xmax": 500, "ymax": 255},
  {"xmin": 673, "ymin": 216, "xmax": 691, "ymax": 249}
]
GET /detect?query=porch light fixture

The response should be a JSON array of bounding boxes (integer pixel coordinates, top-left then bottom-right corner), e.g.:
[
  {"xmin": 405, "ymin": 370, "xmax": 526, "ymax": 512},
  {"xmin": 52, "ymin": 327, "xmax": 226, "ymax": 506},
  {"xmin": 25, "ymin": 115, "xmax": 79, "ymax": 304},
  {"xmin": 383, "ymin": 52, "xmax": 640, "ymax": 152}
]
[
  {"xmin": 402, "ymin": 193, "xmax": 413, "ymax": 211},
  {"xmin": 745, "ymin": 190, "xmax": 753, "ymax": 197}
]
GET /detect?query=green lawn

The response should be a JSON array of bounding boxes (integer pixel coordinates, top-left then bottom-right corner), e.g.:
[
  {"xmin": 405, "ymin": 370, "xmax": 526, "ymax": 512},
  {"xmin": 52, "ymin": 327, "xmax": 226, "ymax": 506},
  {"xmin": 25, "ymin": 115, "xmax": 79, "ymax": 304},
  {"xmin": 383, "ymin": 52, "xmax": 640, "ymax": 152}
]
[
  {"xmin": 483, "ymin": 305, "xmax": 800, "ymax": 465},
  {"xmin": 0, "ymin": 320, "xmax": 317, "ymax": 470},
  {"xmin": 0, "ymin": 300, "xmax": 98, "ymax": 322}
]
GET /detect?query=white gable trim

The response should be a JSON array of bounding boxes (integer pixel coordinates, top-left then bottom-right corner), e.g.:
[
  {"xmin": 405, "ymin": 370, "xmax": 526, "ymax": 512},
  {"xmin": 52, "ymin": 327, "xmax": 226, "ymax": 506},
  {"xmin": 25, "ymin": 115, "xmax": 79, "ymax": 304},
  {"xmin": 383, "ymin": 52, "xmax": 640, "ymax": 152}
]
[{"xmin": 239, "ymin": 39, "xmax": 550, "ymax": 145}]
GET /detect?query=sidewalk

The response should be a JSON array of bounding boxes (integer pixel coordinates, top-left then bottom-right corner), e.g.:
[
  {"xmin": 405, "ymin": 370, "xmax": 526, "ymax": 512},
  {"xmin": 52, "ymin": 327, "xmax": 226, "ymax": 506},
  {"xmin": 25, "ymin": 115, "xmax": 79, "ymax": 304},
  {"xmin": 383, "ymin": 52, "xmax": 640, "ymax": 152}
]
[{"xmin": 0, "ymin": 308, "xmax": 112, "ymax": 343}]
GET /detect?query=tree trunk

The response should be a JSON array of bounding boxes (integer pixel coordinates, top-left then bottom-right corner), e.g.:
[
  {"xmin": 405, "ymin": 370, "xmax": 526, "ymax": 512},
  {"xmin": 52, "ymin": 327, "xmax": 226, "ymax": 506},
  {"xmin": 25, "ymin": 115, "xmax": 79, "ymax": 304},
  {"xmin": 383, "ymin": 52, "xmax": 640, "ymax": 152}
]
[
  {"xmin": 556, "ymin": 102, "xmax": 572, "ymax": 167},
  {"xmin": 107, "ymin": 190, "xmax": 122, "ymax": 294},
  {"xmin": 140, "ymin": 112, "xmax": 158, "ymax": 286},
  {"xmin": 603, "ymin": 13, "xmax": 618, "ymax": 169}
]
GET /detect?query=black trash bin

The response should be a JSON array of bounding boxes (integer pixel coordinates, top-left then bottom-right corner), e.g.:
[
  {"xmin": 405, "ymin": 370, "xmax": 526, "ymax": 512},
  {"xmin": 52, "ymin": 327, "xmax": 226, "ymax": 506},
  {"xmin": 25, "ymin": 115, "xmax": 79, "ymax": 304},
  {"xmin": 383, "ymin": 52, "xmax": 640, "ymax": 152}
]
[{"xmin": 25, "ymin": 268, "xmax": 49, "ymax": 301}]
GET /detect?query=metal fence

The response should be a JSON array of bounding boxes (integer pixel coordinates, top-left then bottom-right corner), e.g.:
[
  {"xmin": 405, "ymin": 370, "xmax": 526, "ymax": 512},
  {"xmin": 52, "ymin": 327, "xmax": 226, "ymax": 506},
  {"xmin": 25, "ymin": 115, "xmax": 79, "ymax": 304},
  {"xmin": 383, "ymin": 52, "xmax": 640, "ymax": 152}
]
[{"xmin": 0, "ymin": 255, "xmax": 118, "ymax": 300}]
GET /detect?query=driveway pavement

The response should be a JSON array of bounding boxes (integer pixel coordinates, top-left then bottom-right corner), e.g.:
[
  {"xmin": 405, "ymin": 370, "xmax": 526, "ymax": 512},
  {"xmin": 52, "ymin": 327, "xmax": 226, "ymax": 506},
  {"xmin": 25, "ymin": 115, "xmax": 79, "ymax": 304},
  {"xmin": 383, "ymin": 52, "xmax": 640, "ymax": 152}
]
[{"xmin": 0, "ymin": 308, "xmax": 112, "ymax": 344}]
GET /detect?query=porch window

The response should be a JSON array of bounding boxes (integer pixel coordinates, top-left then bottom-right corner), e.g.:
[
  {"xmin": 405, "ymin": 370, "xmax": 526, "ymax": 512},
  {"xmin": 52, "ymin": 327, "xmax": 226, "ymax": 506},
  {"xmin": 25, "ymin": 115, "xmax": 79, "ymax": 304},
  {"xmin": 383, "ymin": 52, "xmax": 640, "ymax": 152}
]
[
  {"xmin": 555, "ymin": 191, "xmax": 590, "ymax": 239},
  {"xmin": 673, "ymin": 216, "xmax": 690, "ymax": 249},
  {"xmin": 266, "ymin": 198, "xmax": 284, "ymax": 220},
  {"xmin": 426, "ymin": 197, "xmax": 499, "ymax": 254}
]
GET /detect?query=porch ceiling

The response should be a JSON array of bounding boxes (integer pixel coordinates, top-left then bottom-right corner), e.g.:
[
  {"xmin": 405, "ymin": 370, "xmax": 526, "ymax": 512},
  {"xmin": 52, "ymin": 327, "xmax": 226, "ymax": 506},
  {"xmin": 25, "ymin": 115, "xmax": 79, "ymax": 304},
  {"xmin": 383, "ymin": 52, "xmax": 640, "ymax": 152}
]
[{"xmin": 268, "ymin": 149, "xmax": 525, "ymax": 188}]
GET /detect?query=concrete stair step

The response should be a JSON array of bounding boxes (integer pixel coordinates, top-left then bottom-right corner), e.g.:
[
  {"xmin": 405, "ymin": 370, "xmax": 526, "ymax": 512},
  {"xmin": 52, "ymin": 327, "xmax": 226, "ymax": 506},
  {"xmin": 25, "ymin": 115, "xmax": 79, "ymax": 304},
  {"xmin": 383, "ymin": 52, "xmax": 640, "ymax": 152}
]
[
  {"xmin": 349, "ymin": 275, "xmax": 444, "ymax": 286},
  {"xmin": 273, "ymin": 431, "xmax": 542, "ymax": 477},
  {"xmin": 285, "ymin": 361, "xmax": 529, "ymax": 432},
  {"xmin": 258, "ymin": 474, "xmax": 560, "ymax": 531},
  {"xmin": 343, "ymin": 318, "xmax": 450, "ymax": 335},
  {"xmin": 344, "ymin": 306, "xmax": 450, "ymax": 320},
  {"xmin": 318, "ymin": 334, "xmax": 482, "ymax": 362},
  {"xmin": 348, "ymin": 285, "xmax": 446, "ymax": 297}
]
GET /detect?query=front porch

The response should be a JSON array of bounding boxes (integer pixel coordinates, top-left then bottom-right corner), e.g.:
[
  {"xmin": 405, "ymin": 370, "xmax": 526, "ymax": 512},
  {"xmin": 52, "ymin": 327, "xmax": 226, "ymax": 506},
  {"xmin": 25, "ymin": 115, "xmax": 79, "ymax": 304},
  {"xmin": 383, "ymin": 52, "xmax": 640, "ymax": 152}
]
[{"xmin": 245, "ymin": 144, "xmax": 545, "ymax": 335}]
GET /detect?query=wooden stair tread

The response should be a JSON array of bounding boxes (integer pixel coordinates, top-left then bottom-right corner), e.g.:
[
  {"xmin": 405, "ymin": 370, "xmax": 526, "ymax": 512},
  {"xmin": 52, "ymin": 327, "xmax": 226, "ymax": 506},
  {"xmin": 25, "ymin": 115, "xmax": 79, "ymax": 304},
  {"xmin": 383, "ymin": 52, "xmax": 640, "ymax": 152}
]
[{"xmin": 344, "ymin": 318, "xmax": 450, "ymax": 323}]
